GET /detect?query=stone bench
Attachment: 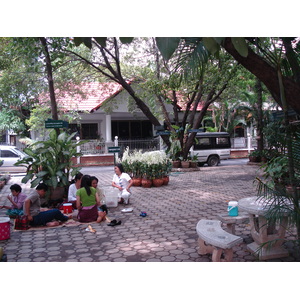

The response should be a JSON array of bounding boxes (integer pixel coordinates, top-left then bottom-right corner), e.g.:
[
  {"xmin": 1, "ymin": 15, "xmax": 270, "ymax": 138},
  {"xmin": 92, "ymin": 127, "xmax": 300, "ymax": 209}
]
[{"xmin": 196, "ymin": 219, "xmax": 243, "ymax": 262}]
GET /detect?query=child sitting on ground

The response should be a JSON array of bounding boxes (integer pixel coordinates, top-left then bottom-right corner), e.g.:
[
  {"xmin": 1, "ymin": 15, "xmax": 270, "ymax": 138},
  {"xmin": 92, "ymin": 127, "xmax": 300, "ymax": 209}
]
[{"xmin": 91, "ymin": 176, "xmax": 108, "ymax": 214}]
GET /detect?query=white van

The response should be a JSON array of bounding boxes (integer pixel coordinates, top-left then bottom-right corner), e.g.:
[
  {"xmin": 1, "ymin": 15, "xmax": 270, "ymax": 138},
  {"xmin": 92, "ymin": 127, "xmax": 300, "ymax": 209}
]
[
  {"xmin": 0, "ymin": 145, "xmax": 27, "ymax": 167},
  {"xmin": 190, "ymin": 132, "xmax": 231, "ymax": 166}
]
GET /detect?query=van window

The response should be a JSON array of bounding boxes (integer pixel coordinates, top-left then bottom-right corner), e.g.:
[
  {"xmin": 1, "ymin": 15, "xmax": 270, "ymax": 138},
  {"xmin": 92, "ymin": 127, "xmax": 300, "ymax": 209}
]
[
  {"xmin": 194, "ymin": 138, "xmax": 212, "ymax": 150},
  {"xmin": 215, "ymin": 137, "xmax": 231, "ymax": 148},
  {"xmin": 0, "ymin": 150, "xmax": 19, "ymax": 158}
]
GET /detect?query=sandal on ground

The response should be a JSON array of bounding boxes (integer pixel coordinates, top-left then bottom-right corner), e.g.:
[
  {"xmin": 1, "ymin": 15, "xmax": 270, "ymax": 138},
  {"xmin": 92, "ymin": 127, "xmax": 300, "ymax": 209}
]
[{"xmin": 107, "ymin": 219, "xmax": 122, "ymax": 226}]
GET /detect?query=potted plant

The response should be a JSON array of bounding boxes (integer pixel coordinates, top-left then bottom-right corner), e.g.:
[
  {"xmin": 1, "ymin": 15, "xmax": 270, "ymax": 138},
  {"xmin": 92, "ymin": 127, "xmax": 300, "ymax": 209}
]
[
  {"xmin": 190, "ymin": 155, "xmax": 198, "ymax": 168},
  {"xmin": 167, "ymin": 125, "xmax": 182, "ymax": 168},
  {"xmin": 119, "ymin": 149, "xmax": 172, "ymax": 188},
  {"xmin": 151, "ymin": 162, "xmax": 164, "ymax": 187},
  {"xmin": 249, "ymin": 150, "xmax": 262, "ymax": 162},
  {"xmin": 261, "ymin": 155, "xmax": 290, "ymax": 190},
  {"xmin": 121, "ymin": 147, "xmax": 143, "ymax": 186},
  {"xmin": 140, "ymin": 163, "xmax": 153, "ymax": 188},
  {"xmin": 15, "ymin": 129, "xmax": 88, "ymax": 205},
  {"xmin": 162, "ymin": 159, "xmax": 172, "ymax": 185},
  {"xmin": 181, "ymin": 158, "xmax": 190, "ymax": 168}
]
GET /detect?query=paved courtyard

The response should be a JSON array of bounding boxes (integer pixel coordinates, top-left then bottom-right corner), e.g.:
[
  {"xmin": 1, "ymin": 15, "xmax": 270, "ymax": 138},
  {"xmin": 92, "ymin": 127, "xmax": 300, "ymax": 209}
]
[{"xmin": 1, "ymin": 161, "xmax": 300, "ymax": 262}]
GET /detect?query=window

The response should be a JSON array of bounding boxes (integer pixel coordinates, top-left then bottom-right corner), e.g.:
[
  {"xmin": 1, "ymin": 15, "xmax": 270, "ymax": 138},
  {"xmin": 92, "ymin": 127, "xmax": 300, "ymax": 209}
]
[
  {"xmin": 194, "ymin": 138, "xmax": 212, "ymax": 150},
  {"xmin": 69, "ymin": 123, "xmax": 99, "ymax": 139},
  {"xmin": 215, "ymin": 137, "xmax": 230, "ymax": 148},
  {"xmin": 81, "ymin": 123, "xmax": 98, "ymax": 139},
  {"xmin": 216, "ymin": 138, "xmax": 229, "ymax": 145},
  {"xmin": 0, "ymin": 150, "xmax": 19, "ymax": 158},
  {"xmin": 112, "ymin": 120, "xmax": 153, "ymax": 139}
]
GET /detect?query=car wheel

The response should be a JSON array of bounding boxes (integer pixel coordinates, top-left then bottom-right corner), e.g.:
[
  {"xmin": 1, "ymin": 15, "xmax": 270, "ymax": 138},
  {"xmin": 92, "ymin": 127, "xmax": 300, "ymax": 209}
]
[{"xmin": 207, "ymin": 156, "xmax": 219, "ymax": 166}]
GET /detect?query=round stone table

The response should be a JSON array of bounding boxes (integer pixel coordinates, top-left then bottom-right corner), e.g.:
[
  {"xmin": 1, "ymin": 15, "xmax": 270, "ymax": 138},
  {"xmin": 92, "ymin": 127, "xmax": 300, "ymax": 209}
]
[{"xmin": 238, "ymin": 196, "xmax": 290, "ymax": 260}]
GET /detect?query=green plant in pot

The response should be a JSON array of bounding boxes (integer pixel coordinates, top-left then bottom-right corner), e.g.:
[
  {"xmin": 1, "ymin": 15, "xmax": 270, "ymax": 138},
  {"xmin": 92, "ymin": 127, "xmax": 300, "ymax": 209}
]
[
  {"xmin": 249, "ymin": 149, "xmax": 262, "ymax": 162},
  {"xmin": 190, "ymin": 154, "xmax": 198, "ymax": 168},
  {"xmin": 261, "ymin": 155, "xmax": 290, "ymax": 190},
  {"xmin": 167, "ymin": 125, "xmax": 183, "ymax": 167},
  {"xmin": 15, "ymin": 129, "xmax": 87, "ymax": 205}
]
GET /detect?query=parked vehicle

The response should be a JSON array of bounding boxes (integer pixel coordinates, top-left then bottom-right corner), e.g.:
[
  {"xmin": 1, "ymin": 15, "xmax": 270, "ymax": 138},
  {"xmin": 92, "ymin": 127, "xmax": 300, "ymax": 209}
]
[
  {"xmin": 190, "ymin": 132, "xmax": 231, "ymax": 166},
  {"xmin": 0, "ymin": 145, "xmax": 27, "ymax": 167}
]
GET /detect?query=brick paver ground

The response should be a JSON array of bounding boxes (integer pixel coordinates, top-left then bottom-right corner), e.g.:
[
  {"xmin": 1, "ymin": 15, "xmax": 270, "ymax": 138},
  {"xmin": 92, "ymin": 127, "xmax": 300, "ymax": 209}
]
[{"xmin": 1, "ymin": 162, "xmax": 300, "ymax": 262}]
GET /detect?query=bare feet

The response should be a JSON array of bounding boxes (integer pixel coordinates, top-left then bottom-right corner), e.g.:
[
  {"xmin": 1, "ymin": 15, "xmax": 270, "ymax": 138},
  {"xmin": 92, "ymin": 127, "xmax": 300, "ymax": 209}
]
[
  {"xmin": 96, "ymin": 211, "xmax": 106, "ymax": 223},
  {"xmin": 46, "ymin": 221, "xmax": 60, "ymax": 227}
]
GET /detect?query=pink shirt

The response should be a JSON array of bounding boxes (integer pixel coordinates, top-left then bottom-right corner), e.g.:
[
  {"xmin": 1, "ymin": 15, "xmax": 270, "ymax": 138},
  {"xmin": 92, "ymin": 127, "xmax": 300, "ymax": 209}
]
[{"xmin": 12, "ymin": 192, "xmax": 27, "ymax": 209}]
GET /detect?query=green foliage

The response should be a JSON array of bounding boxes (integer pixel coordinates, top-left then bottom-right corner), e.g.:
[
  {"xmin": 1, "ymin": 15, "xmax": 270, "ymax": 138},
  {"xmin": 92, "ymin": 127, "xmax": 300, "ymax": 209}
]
[
  {"xmin": 0, "ymin": 108, "xmax": 26, "ymax": 133},
  {"xmin": 256, "ymin": 121, "xmax": 300, "ymax": 242},
  {"xmin": 166, "ymin": 125, "xmax": 183, "ymax": 161},
  {"xmin": 249, "ymin": 150, "xmax": 262, "ymax": 158},
  {"xmin": 202, "ymin": 38, "xmax": 220, "ymax": 55},
  {"xmin": 155, "ymin": 37, "xmax": 249, "ymax": 62},
  {"xmin": 155, "ymin": 37, "xmax": 181, "ymax": 61},
  {"xmin": 15, "ymin": 130, "xmax": 88, "ymax": 189},
  {"xmin": 262, "ymin": 156, "xmax": 290, "ymax": 186},
  {"xmin": 231, "ymin": 37, "xmax": 248, "ymax": 57}
]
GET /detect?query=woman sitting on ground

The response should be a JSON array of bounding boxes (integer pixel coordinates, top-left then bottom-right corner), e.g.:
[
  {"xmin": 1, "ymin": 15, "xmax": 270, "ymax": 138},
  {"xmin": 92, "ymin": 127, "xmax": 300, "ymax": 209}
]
[
  {"xmin": 0, "ymin": 184, "xmax": 27, "ymax": 217},
  {"xmin": 76, "ymin": 175, "xmax": 106, "ymax": 223},
  {"xmin": 68, "ymin": 172, "xmax": 83, "ymax": 209},
  {"xmin": 112, "ymin": 163, "xmax": 133, "ymax": 205},
  {"xmin": 91, "ymin": 176, "xmax": 107, "ymax": 214}
]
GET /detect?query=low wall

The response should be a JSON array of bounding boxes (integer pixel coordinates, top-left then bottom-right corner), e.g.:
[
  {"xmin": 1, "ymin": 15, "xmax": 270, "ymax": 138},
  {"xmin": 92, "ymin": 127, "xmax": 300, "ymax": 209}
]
[
  {"xmin": 72, "ymin": 154, "xmax": 115, "ymax": 167},
  {"xmin": 230, "ymin": 149, "xmax": 250, "ymax": 159}
]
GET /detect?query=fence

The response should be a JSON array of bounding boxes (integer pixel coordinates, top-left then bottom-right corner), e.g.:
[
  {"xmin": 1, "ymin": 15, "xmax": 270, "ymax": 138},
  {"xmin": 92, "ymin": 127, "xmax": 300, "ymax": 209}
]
[
  {"xmin": 118, "ymin": 138, "xmax": 160, "ymax": 153},
  {"xmin": 80, "ymin": 138, "xmax": 161, "ymax": 155},
  {"xmin": 230, "ymin": 137, "xmax": 257, "ymax": 149},
  {"xmin": 80, "ymin": 140, "xmax": 106, "ymax": 155}
]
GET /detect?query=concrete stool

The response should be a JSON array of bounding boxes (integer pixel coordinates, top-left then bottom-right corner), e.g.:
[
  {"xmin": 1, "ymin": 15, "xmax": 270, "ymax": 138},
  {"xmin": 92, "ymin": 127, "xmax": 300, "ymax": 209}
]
[{"xmin": 217, "ymin": 213, "xmax": 249, "ymax": 234}]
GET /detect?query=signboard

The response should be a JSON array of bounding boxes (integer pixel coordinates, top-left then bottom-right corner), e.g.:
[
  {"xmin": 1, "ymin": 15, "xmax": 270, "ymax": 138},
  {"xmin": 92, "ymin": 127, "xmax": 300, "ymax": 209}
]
[
  {"xmin": 154, "ymin": 125, "xmax": 165, "ymax": 131},
  {"xmin": 108, "ymin": 146, "xmax": 121, "ymax": 153},
  {"xmin": 156, "ymin": 131, "xmax": 171, "ymax": 136},
  {"xmin": 188, "ymin": 129, "xmax": 205, "ymax": 133},
  {"xmin": 45, "ymin": 119, "xmax": 69, "ymax": 128}
]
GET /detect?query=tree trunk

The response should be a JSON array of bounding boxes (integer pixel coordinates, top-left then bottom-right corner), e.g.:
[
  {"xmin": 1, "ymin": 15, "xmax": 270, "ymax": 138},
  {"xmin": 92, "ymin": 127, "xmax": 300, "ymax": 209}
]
[
  {"xmin": 39, "ymin": 37, "xmax": 59, "ymax": 121},
  {"xmin": 222, "ymin": 38, "xmax": 300, "ymax": 114},
  {"xmin": 118, "ymin": 78, "xmax": 171, "ymax": 147},
  {"xmin": 255, "ymin": 79, "xmax": 264, "ymax": 152}
]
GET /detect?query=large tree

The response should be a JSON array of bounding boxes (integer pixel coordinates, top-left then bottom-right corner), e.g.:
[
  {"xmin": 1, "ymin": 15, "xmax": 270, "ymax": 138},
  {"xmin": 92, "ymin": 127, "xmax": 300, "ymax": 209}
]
[
  {"xmin": 0, "ymin": 37, "xmax": 91, "ymax": 136},
  {"xmin": 67, "ymin": 37, "xmax": 239, "ymax": 158},
  {"xmin": 156, "ymin": 37, "xmax": 300, "ymax": 114}
]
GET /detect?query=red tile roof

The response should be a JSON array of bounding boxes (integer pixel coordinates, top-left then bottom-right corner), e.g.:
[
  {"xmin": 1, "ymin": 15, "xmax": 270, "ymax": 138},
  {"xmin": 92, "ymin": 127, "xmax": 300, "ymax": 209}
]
[
  {"xmin": 39, "ymin": 81, "xmax": 206, "ymax": 112},
  {"xmin": 40, "ymin": 81, "xmax": 125, "ymax": 113}
]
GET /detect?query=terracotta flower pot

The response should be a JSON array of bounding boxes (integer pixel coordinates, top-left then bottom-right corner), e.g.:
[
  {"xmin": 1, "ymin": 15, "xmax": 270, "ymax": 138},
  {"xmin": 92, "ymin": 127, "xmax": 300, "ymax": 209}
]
[
  {"xmin": 141, "ymin": 178, "xmax": 152, "ymax": 188},
  {"xmin": 132, "ymin": 177, "xmax": 142, "ymax": 186},
  {"xmin": 172, "ymin": 160, "xmax": 181, "ymax": 168},
  {"xmin": 181, "ymin": 161, "xmax": 190, "ymax": 168},
  {"xmin": 163, "ymin": 176, "xmax": 169, "ymax": 185},
  {"xmin": 190, "ymin": 162, "xmax": 197, "ymax": 168},
  {"xmin": 152, "ymin": 178, "xmax": 164, "ymax": 187}
]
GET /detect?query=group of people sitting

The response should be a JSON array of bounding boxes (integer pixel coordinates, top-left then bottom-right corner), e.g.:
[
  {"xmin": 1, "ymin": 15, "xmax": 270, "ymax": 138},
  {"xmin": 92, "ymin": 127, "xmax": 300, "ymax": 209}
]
[{"xmin": 0, "ymin": 163, "xmax": 133, "ymax": 227}]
